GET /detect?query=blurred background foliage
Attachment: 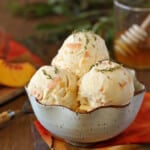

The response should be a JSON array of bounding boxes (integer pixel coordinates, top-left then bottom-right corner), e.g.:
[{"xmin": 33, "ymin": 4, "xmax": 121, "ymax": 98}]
[{"xmin": 7, "ymin": 0, "xmax": 115, "ymax": 57}]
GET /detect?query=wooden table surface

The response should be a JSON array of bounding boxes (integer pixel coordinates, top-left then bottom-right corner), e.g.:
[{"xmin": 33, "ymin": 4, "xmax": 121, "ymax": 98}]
[
  {"xmin": 0, "ymin": 1, "xmax": 150, "ymax": 149},
  {"xmin": 0, "ymin": 91, "xmax": 49, "ymax": 150}
]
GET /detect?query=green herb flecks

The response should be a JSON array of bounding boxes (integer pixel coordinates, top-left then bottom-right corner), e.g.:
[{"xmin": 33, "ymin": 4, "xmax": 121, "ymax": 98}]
[
  {"xmin": 86, "ymin": 35, "xmax": 89, "ymax": 45},
  {"xmin": 84, "ymin": 33, "xmax": 89, "ymax": 50},
  {"xmin": 42, "ymin": 69, "xmax": 53, "ymax": 79},
  {"xmin": 95, "ymin": 65, "xmax": 122, "ymax": 73},
  {"xmin": 94, "ymin": 35, "xmax": 97, "ymax": 41},
  {"xmin": 89, "ymin": 64, "xmax": 95, "ymax": 70},
  {"xmin": 54, "ymin": 67, "xmax": 58, "ymax": 74}
]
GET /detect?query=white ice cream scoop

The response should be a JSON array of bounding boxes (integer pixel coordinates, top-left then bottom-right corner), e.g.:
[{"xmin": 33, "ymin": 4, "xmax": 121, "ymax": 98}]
[
  {"xmin": 78, "ymin": 60, "xmax": 135, "ymax": 112},
  {"xmin": 115, "ymin": 14, "xmax": 150, "ymax": 56},
  {"xmin": 52, "ymin": 31, "xmax": 109, "ymax": 77},
  {"xmin": 27, "ymin": 65, "xmax": 78, "ymax": 110}
]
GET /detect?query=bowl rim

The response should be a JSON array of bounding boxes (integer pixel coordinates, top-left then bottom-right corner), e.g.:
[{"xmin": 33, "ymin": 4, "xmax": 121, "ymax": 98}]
[{"xmin": 25, "ymin": 86, "xmax": 146, "ymax": 114}]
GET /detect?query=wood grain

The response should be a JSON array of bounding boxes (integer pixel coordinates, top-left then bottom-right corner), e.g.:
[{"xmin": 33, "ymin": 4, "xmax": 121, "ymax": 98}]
[
  {"xmin": 0, "ymin": 94, "xmax": 35, "ymax": 150},
  {"xmin": 0, "ymin": 87, "xmax": 24, "ymax": 105}
]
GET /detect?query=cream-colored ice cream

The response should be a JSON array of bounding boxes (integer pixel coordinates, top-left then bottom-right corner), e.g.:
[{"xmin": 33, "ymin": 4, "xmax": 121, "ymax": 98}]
[
  {"xmin": 52, "ymin": 31, "xmax": 109, "ymax": 77},
  {"xmin": 78, "ymin": 60, "xmax": 135, "ymax": 112},
  {"xmin": 27, "ymin": 65, "xmax": 78, "ymax": 110}
]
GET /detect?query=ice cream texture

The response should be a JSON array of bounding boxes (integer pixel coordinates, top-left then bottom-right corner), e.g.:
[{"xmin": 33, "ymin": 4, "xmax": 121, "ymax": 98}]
[
  {"xmin": 27, "ymin": 65, "xmax": 78, "ymax": 110},
  {"xmin": 78, "ymin": 60, "xmax": 135, "ymax": 111},
  {"xmin": 52, "ymin": 31, "xmax": 109, "ymax": 77},
  {"xmin": 27, "ymin": 31, "xmax": 136, "ymax": 112}
]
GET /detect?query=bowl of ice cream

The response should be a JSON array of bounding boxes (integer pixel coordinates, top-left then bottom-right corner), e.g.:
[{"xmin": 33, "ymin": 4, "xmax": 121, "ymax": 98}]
[
  {"xmin": 26, "ymin": 81, "xmax": 145, "ymax": 146},
  {"xmin": 26, "ymin": 31, "xmax": 145, "ymax": 146}
]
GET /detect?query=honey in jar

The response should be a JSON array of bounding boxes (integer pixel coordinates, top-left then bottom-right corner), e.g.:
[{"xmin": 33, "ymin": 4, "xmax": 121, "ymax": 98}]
[{"xmin": 114, "ymin": 34, "xmax": 150, "ymax": 70}]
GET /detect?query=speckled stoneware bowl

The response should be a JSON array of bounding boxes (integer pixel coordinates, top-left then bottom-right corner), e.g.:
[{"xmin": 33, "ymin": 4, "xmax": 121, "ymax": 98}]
[{"xmin": 25, "ymin": 82, "xmax": 145, "ymax": 146}]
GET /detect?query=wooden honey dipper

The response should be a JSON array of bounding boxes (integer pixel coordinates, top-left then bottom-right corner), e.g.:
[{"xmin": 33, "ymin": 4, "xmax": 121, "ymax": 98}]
[{"xmin": 114, "ymin": 14, "xmax": 150, "ymax": 56}]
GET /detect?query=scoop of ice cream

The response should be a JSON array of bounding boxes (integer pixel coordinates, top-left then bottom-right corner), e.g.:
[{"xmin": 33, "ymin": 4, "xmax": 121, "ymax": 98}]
[
  {"xmin": 27, "ymin": 65, "xmax": 78, "ymax": 110},
  {"xmin": 78, "ymin": 60, "xmax": 135, "ymax": 112},
  {"xmin": 52, "ymin": 31, "xmax": 109, "ymax": 77}
]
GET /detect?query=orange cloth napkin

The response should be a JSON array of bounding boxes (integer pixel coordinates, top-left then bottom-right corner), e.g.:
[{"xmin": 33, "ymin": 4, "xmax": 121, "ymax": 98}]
[
  {"xmin": 6, "ymin": 40, "xmax": 45, "ymax": 67},
  {"xmin": 0, "ymin": 32, "xmax": 44, "ymax": 67},
  {"xmin": 34, "ymin": 92, "xmax": 150, "ymax": 149}
]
